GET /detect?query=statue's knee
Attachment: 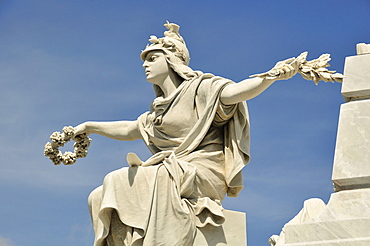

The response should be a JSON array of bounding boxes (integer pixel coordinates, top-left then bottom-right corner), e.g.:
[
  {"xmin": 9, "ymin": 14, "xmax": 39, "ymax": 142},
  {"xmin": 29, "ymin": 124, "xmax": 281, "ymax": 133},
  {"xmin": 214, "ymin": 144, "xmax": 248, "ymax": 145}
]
[{"xmin": 103, "ymin": 168, "xmax": 126, "ymax": 182}]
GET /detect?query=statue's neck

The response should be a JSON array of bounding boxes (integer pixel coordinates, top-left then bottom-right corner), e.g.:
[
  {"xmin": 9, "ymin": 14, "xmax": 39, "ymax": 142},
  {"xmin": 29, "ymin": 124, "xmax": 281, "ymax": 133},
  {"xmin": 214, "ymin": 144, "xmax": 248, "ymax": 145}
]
[{"xmin": 158, "ymin": 73, "xmax": 183, "ymax": 98}]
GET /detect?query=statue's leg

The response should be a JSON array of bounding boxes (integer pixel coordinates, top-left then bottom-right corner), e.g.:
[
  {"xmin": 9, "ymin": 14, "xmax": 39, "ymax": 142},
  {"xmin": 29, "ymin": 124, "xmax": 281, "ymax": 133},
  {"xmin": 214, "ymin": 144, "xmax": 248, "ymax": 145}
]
[
  {"xmin": 89, "ymin": 164, "xmax": 193, "ymax": 245},
  {"xmin": 106, "ymin": 210, "xmax": 133, "ymax": 246},
  {"xmin": 89, "ymin": 186, "xmax": 136, "ymax": 246},
  {"xmin": 88, "ymin": 167, "xmax": 150, "ymax": 246}
]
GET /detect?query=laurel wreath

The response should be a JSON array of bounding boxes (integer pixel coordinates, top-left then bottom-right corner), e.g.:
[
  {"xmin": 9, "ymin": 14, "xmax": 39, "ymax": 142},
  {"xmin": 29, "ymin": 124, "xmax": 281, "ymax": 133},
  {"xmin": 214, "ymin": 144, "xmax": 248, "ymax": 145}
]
[
  {"xmin": 250, "ymin": 51, "xmax": 344, "ymax": 85},
  {"xmin": 44, "ymin": 126, "xmax": 92, "ymax": 165}
]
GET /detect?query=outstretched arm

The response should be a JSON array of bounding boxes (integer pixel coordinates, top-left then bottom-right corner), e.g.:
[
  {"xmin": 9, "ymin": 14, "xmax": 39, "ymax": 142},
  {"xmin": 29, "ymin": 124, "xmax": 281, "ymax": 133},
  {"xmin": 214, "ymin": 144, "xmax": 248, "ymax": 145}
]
[
  {"xmin": 220, "ymin": 58, "xmax": 298, "ymax": 105},
  {"xmin": 74, "ymin": 120, "xmax": 141, "ymax": 141}
]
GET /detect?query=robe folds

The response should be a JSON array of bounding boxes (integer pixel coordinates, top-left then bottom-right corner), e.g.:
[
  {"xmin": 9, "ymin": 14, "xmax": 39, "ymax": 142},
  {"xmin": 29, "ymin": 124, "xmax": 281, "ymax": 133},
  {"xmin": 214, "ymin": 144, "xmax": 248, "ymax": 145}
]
[{"xmin": 89, "ymin": 72, "xmax": 250, "ymax": 246}]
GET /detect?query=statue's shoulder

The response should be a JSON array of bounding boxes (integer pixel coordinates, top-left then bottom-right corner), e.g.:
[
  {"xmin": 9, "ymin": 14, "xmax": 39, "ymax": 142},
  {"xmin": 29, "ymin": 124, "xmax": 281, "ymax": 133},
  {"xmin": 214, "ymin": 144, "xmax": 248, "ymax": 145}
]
[{"xmin": 197, "ymin": 73, "xmax": 234, "ymax": 93}]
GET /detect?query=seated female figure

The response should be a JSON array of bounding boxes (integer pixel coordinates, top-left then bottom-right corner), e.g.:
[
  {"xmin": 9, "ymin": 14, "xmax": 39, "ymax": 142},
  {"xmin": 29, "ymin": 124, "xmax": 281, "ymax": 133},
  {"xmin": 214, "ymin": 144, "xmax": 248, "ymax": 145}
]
[{"xmin": 74, "ymin": 22, "xmax": 297, "ymax": 246}]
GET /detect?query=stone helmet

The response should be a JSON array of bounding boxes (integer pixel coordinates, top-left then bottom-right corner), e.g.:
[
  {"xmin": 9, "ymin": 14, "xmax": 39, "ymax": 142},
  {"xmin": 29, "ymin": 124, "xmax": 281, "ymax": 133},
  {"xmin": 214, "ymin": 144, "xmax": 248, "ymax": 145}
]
[{"xmin": 140, "ymin": 21, "xmax": 195, "ymax": 80}]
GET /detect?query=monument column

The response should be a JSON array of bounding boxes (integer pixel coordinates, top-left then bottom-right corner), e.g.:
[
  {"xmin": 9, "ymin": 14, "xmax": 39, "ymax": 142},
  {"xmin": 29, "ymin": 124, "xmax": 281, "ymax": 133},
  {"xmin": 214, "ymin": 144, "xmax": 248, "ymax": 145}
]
[
  {"xmin": 270, "ymin": 44, "xmax": 370, "ymax": 246},
  {"xmin": 332, "ymin": 43, "xmax": 370, "ymax": 191}
]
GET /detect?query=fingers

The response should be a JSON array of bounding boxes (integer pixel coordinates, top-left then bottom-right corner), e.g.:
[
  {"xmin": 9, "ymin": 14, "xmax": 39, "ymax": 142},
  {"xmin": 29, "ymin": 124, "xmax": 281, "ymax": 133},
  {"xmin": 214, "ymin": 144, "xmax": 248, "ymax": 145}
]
[
  {"xmin": 250, "ymin": 56, "xmax": 300, "ymax": 80},
  {"xmin": 282, "ymin": 57, "xmax": 295, "ymax": 64},
  {"xmin": 272, "ymin": 57, "xmax": 296, "ymax": 71},
  {"xmin": 291, "ymin": 60, "xmax": 299, "ymax": 73},
  {"xmin": 73, "ymin": 123, "xmax": 88, "ymax": 136},
  {"xmin": 276, "ymin": 59, "xmax": 299, "ymax": 80},
  {"xmin": 281, "ymin": 65, "xmax": 292, "ymax": 73}
]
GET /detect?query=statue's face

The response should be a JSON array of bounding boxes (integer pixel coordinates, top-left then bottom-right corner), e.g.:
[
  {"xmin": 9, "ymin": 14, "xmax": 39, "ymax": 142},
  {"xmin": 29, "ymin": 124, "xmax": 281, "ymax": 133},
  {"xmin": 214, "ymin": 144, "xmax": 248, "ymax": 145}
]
[{"xmin": 142, "ymin": 50, "xmax": 170, "ymax": 85}]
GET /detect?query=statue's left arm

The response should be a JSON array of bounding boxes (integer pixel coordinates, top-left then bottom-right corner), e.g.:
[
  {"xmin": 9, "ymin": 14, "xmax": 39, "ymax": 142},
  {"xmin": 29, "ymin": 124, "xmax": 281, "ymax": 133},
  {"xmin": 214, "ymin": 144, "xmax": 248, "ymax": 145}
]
[
  {"xmin": 220, "ymin": 58, "xmax": 298, "ymax": 105},
  {"xmin": 221, "ymin": 52, "xmax": 344, "ymax": 105}
]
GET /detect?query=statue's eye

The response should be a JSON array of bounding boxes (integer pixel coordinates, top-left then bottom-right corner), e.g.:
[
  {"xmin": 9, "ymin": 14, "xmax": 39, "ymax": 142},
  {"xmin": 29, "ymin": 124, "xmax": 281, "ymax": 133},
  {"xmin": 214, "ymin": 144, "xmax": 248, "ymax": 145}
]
[{"xmin": 150, "ymin": 55, "xmax": 157, "ymax": 61}]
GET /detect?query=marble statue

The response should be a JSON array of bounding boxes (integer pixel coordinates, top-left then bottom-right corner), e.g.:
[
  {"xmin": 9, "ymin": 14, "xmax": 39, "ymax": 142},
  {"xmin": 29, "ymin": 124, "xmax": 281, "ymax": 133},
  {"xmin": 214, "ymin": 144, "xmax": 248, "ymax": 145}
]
[{"xmin": 46, "ymin": 22, "xmax": 342, "ymax": 246}]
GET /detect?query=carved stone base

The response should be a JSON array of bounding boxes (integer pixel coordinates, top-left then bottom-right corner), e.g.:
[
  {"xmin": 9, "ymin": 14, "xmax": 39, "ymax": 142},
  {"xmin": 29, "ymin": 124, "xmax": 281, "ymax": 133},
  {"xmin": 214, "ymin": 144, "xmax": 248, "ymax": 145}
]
[
  {"xmin": 194, "ymin": 210, "xmax": 247, "ymax": 246},
  {"xmin": 273, "ymin": 189, "xmax": 370, "ymax": 246},
  {"xmin": 332, "ymin": 99, "xmax": 370, "ymax": 191},
  {"xmin": 106, "ymin": 209, "xmax": 246, "ymax": 246}
]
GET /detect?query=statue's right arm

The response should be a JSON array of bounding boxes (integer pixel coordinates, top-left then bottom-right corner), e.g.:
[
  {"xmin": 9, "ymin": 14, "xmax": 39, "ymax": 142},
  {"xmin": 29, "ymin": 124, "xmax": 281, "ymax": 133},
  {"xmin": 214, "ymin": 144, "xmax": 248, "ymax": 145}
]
[{"xmin": 74, "ymin": 120, "xmax": 141, "ymax": 141}]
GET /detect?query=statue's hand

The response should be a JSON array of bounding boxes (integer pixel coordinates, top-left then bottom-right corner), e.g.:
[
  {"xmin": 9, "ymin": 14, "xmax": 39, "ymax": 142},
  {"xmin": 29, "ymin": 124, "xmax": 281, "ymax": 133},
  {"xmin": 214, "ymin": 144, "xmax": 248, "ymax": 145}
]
[
  {"xmin": 250, "ymin": 57, "xmax": 299, "ymax": 81},
  {"xmin": 73, "ymin": 122, "xmax": 90, "ymax": 136},
  {"xmin": 251, "ymin": 52, "xmax": 343, "ymax": 85},
  {"xmin": 272, "ymin": 58, "xmax": 299, "ymax": 81}
]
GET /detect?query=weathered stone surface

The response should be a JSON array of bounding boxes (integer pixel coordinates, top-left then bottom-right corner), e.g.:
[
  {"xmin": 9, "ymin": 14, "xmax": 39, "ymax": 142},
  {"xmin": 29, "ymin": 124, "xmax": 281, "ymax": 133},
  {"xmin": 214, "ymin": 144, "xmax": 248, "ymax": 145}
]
[
  {"xmin": 285, "ymin": 189, "xmax": 370, "ymax": 245},
  {"xmin": 341, "ymin": 54, "xmax": 370, "ymax": 102},
  {"xmin": 194, "ymin": 210, "xmax": 247, "ymax": 246},
  {"xmin": 332, "ymin": 100, "xmax": 370, "ymax": 191},
  {"xmin": 272, "ymin": 189, "xmax": 370, "ymax": 246},
  {"xmin": 357, "ymin": 43, "xmax": 370, "ymax": 55}
]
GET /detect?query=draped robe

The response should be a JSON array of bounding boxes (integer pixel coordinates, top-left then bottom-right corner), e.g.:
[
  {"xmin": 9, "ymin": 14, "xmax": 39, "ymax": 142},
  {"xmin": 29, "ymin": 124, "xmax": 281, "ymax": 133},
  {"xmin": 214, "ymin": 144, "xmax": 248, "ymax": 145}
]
[{"xmin": 88, "ymin": 72, "xmax": 250, "ymax": 246}]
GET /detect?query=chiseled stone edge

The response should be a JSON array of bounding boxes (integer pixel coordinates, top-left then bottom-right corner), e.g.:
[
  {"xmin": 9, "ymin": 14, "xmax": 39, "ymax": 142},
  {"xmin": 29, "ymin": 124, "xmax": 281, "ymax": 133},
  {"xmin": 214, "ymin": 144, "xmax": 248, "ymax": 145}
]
[
  {"xmin": 332, "ymin": 100, "xmax": 370, "ymax": 191},
  {"xmin": 341, "ymin": 53, "xmax": 370, "ymax": 102}
]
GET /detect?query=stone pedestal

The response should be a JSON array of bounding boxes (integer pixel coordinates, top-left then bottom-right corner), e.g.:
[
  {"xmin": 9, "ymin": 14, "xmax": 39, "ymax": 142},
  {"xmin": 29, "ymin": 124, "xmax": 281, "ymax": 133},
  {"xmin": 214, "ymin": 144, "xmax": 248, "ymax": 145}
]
[
  {"xmin": 332, "ymin": 53, "xmax": 370, "ymax": 191},
  {"xmin": 269, "ymin": 48, "xmax": 370, "ymax": 246},
  {"xmin": 283, "ymin": 189, "xmax": 370, "ymax": 245},
  {"xmin": 194, "ymin": 210, "xmax": 247, "ymax": 246},
  {"xmin": 341, "ymin": 54, "xmax": 370, "ymax": 101},
  {"xmin": 332, "ymin": 100, "xmax": 370, "ymax": 191}
]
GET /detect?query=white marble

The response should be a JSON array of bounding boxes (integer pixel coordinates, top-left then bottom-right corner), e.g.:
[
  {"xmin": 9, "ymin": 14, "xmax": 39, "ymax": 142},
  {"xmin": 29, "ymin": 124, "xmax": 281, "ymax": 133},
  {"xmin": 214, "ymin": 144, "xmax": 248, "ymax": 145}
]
[
  {"xmin": 70, "ymin": 21, "xmax": 302, "ymax": 245},
  {"xmin": 251, "ymin": 51, "xmax": 343, "ymax": 85},
  {"xmin": 357, "ymin": 43, "xmax": 370, "ymax": 55},
  {"xmin": 270, "ymin": 189, "xmax": 370, "ymax": 246},
  {"xmin": 194, "ymin": 210, "xmax": 247, "ymax": 246},
  {"xmin": 332, "ymin": 100, "xmax": 370, "ymax": 191},
  {"xmin": 48, "ymin": 21, "xmax": 346, "ymax": 245},
  {"xmin": 341, "ymin": 53, "xmax": 370, "ymax": 102}
]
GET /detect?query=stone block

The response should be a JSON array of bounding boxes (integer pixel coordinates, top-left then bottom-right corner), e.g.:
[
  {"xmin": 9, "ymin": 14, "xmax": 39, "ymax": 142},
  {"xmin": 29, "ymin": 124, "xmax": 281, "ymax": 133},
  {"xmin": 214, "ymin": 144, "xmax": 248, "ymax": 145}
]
[
  {"xmin": 341, "ymin": 54, "xmax": 370, "ymax": 102},
  {"xmin": 332, "ymin": 100, "xmax": 370, "ymax": 191},
  {"xmin": 282, "ymin": 189, "xmax": 370, "ymax": 246},
  {"xmin": 357, "ymin": 43, "xmax": 370, "ymax": 55},
  {"xmin": 194, "ymin": 209, "xmax": 247, "ymax": 246}
]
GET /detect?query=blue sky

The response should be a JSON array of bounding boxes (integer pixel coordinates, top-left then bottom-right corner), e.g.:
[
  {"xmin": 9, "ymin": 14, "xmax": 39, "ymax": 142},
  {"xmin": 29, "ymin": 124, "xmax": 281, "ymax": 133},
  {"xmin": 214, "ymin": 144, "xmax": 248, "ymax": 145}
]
[{"xmin": 0, "ymin": 1, "xmax": 369, "ymax": 245}]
